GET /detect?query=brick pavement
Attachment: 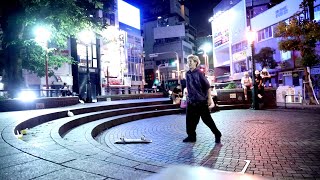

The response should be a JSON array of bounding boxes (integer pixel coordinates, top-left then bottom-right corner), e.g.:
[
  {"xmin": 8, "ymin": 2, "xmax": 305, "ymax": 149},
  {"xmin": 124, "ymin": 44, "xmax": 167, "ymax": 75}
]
[
  {"xmin": 1, "ymin": 98, "xmax": 320, "ymax": 179},
  {"xmin": 97, "ymin": 109, "xmax": 320, "ymax": 179}
]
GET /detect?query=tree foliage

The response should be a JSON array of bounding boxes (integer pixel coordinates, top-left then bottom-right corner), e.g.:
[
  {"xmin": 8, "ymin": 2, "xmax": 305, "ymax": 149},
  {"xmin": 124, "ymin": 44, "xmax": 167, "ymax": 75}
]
[
  {"xmin": 0, "ymin": 0, "xmax": 113, "ymax": 97},
  {"xmin": 274, "ymin": 1, "xmax": 320, "ymax": 67},
  {"xmin": 253, "ymin": 47, "xmax": 277, "ymax": 69}
]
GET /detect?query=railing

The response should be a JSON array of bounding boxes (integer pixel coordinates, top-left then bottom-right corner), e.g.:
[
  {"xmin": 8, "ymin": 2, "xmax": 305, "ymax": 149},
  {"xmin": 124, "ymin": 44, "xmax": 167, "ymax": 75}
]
[{"xmin": 105, "ymin": 87, "xmax": 162, "ymax": 95}]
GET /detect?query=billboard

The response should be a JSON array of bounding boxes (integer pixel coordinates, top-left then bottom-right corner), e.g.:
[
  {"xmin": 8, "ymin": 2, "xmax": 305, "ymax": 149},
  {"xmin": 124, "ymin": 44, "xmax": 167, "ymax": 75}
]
[{"xmin": 118, "ymin": 0, "xmax": 140, "ymax": 30}]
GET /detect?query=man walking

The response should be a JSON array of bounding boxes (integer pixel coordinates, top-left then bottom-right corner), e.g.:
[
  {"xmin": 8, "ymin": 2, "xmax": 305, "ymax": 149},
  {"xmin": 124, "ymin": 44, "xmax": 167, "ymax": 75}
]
[{"xmin": 183, "ymin": 54, "xmax": 222, "ymax": 143}]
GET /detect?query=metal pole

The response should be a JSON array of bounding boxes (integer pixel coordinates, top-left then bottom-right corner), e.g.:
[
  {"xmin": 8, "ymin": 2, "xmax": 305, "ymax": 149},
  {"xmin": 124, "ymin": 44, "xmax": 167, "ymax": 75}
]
[
  {"xmin": 175, "ymin": 52, "xmax": 180, "ymax": 84},
  {"xmin": 107, "ymin": 66, "xmax": 110, "ymax": 95},
  {"xmin": 204, "ymin": 51, "xmax": 209, "ymax": 74},
  {"xmin": 45, "ymin": 48, "xmax": 49, "ymax": 96},
  {"xmin": 86, "ymin": 44, "xmax": 92, "ymax": 103},
  {"xmin": 249, "ymin": 0, "xmax": 257, "ymax": 109},
  {"xmin": 251, "ymin": 43, "xmax": 258, "ymax": 109},
  {"xmin": 141, "ymin": 55, "xmax": 145, "ymax": 93},
  {"xmin": 157, "ymin": 68, "xmax": 161, "ymax": 81}
]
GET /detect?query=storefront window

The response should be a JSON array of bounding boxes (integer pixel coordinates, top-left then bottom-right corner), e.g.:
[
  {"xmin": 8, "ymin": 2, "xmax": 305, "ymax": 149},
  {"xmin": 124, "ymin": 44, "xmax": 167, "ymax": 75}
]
[{"xmin": 233, "ymin": 60, "xmax": 247, "ymax": 73}]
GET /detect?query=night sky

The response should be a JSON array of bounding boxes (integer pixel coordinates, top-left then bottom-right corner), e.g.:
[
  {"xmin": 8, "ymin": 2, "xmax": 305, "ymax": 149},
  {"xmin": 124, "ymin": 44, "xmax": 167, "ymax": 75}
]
[
  {"xmin": 123, "ymin": 0, "xmax": 221, "ymax": 36},
  {"xmin": 189, "ymin": 0, "xmax": 221, "ymax": 36}
]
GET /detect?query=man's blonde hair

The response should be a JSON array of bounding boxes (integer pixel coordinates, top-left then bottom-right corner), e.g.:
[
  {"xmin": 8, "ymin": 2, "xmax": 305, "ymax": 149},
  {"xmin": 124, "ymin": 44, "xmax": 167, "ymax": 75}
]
[{"xmin": 187, "ymin": 54, "xmax": 200, "ymax": 67}]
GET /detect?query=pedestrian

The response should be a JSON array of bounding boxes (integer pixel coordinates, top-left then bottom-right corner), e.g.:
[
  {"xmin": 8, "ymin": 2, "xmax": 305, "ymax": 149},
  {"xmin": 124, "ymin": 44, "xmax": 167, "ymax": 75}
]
[
  {"xmin": 241, "ymin": 72, "xmax": 252, "ymax": 101},
  {"xmin": 260, "ymin": 68, "xmax": 272, "ymax": 87},
  {"xmin": 183, "ymin": 54, "xmax": 222, "ymax": 143},
  {"xmin": 254, "ymin": 70, "xmax": 264, "ymax": 102},
  {"xmin": 180, "ymin": 88, "xmax": 188, "ymax": 109},
  {"xmin": 61, "ymin": 82, "xmax": 72, "ymax": 96},
  {"xmin": 172, "ymin": 84, "xmax": 182, "ymax": 104}
]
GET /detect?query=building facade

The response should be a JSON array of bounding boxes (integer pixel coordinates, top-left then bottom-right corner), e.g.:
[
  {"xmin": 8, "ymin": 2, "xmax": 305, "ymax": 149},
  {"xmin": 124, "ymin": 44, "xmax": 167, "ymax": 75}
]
[
  {"xmin": 210, "ymin": 0, "xmax": 280, "ymax": 83},
  {"xmin": 71, "ymin": 0, "xmax": 144, "ymax": 98},
  {"xmin": 142, "ymin": 0, "xmax": 196, "ymax": 89},
  {"xmin": 210, "ymin": 0, "xmax": 320, "ymax": 98},
  {"xmin": 251, "ymin": 0, "xmax": 320, "ymax": 98}
]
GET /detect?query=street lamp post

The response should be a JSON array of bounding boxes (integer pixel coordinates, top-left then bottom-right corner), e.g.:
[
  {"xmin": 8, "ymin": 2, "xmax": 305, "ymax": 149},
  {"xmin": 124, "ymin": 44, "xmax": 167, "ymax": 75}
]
[
  {"xmin": 157, "ymin": 64, "xmax": 167, "ymax": 85},
  {"xmin": 247, "ymin": 30, "xmax": 258, "ymax": 110},
  {"xmin": 78, "ymin": 30, "xmax": 95, "ymax": 103},
  {"xmin": 34, "ymin": 27, "xmax": 51, "ymax": 96},
  {"xmin": 149, "ymin": 51, "xmax": 180, "ymax": 84}
]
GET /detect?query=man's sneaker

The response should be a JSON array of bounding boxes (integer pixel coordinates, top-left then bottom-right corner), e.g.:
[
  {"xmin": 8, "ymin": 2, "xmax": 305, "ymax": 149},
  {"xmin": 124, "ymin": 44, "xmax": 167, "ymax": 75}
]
[
  {"xmin": 215, "ymin": 134, "xmax": 221, "ymax": 143},
  {"xmin": 183, "ymin": 137, "xmax": 196, "ymax": 143}
]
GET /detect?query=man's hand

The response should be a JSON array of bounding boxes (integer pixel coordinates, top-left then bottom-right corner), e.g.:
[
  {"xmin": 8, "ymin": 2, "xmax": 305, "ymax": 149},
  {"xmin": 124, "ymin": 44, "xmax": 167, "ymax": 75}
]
[
  {"xmin": 207, "ymin": 89, "xmax": 214, "ymax": 110},
  {"xmin": 208, "ymin": 98, "xmax": 215, "ymax": 110}
]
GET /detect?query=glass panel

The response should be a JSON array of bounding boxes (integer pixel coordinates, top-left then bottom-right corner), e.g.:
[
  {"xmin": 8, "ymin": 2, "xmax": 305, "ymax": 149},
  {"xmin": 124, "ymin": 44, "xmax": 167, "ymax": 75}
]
[
  {"xmin": 92, "ymin": 45, "xmax": 97, "ymax": 59},
  {"xmin": 77, "ymin": 44, "xmax": 87, "ymax": 67},
  {"xmin": 93, "ymin": 59, "xmax": 97, "ymax": 68},
  {"xmin": 234, "ymin": 60, "xmax": 247, "ymax": 73}
]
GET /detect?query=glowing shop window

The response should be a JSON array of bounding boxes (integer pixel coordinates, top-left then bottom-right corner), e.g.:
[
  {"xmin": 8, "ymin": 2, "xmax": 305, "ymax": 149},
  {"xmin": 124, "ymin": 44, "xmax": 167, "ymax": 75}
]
[{"xmin": 281, "ymin": 51, "xmax": 291, "ymax": 61}]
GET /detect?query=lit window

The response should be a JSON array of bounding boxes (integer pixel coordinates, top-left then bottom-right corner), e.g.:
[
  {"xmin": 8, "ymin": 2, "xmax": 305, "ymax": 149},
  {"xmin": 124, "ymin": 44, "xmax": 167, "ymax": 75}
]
[
  {"xmin": 257, "ymin": 26, "xmax": 273, "ymax": 42},
  {"xmin": 281, "ymin": 50, "xmax": 291, "ymax": 61}
]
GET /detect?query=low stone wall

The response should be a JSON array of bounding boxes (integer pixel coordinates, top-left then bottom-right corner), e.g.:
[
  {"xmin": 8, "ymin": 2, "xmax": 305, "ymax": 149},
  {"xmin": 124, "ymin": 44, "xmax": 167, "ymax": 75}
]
[
  {"xmin": 0, "ymin": 96, "xmax": 79, "ymax": 112},
  {"xmin": 216, "ymin": 88, "xmax": 276, "ymax": 108}
]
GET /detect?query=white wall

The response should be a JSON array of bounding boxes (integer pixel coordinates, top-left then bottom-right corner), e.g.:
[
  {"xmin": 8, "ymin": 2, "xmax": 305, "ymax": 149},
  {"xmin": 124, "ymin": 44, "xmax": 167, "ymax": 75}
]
[
  {"xmin": 230, "ymin": 0, "xmax": 247, "ymax": 44},
  {"xmin": 251, "ymin": 0, "xmax": 302, "ymax": 31},
  {"xmin": 154, "ymin": 24, "xmax": 185, "ymax": 39}
]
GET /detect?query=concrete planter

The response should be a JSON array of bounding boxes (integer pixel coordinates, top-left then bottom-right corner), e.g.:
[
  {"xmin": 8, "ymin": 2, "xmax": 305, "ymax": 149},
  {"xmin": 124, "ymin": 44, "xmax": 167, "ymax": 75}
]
[{"xmin": 0, "ymin": 96, "xmax": 79, "ymax": 112}]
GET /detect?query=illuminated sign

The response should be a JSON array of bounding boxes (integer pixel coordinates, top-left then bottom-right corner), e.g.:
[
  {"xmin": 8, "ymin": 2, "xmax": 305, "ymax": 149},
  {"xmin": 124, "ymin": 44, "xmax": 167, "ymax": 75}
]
[
  {"xmin": 118, "ymin": 0, "xmax": 140, "ymax": 30},
  {"xmin": 232, "ymin": 50, "xmax": 247, "ymax": 62},
  {"xmin": 214, "ymin": 29, "xmax": 229, "ymax": 47},
  {"xmin": 275, "ymin": 6, "xmax": 288, "ymax": 18}
]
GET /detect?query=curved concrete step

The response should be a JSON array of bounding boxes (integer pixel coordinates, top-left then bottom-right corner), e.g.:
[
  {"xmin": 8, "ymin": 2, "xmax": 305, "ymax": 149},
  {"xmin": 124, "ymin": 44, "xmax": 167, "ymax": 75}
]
[
  {"xmin": 14, "ymin": 99, "xmax": 172, "ymax": 134},
  {"xmin": 6, "ymin": 103, "xmax": 182, "ymax": 177}
]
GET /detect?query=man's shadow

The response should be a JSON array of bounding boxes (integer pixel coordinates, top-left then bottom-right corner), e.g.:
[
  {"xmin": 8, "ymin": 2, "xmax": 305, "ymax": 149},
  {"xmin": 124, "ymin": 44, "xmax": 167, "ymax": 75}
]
[
  {"xmin": 176, "ymin": 143, "xmax": 222, "ymax": 166},
  {"xmin": 199, "ymin": 143, "xmax": 223, "ymax": 168}
]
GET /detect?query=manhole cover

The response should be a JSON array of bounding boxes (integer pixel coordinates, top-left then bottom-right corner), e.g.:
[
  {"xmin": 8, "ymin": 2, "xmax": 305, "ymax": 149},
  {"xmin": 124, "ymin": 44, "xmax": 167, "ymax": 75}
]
[{"xmin": 246, "ymin": 120, "xmax": 275, "ymax": 124}]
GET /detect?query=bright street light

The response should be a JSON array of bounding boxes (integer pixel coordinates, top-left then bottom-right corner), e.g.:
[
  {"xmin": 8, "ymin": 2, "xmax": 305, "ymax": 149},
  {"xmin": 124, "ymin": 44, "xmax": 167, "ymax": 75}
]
[
  {"xmin": 35, "ymin": 27, "xmax": 51, "ymax": 45},
  {"xmin": 202, "ymin": 43, "xmax": 212, "ymax": 54},
  {"xmin": 246, "ymin": 30, "xmax": 256, "ymax": 45},
  {"xmin": 34, "ymin": 26, "xmax": 51, "ymax": 93},
  {"xmin": 78, "ymin": 30, "xmax": 95, "ymax": 45},
  {"xmin": 200, "ymin": 43, "xmax": 212, "ymax": 73},
  {"xmin": 78, "ymin": 29, "xmax": 95, "ymax": 103}
]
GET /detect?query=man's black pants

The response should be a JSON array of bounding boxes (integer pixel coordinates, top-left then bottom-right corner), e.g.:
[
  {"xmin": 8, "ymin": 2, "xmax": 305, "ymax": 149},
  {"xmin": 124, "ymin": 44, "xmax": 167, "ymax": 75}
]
[{"xmin": 186, "ymin": 101, "xmax": 221, "ymax": 139}]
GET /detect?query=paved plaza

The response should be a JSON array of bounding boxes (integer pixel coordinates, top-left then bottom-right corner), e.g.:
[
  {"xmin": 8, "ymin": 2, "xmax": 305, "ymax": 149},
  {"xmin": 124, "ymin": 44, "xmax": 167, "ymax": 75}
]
[
  {"xmin": 97, "ymin": 109, "xmax": 320, "ymax": 179},
  {"xmin": 0, "ymin": 99, "xmax": 320, "ymax": 179}
]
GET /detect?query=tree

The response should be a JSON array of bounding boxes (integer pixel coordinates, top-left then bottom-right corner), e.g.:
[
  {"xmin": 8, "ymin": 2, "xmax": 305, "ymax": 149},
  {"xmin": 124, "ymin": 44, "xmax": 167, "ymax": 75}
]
[
  {"xmin": 0, "ymin": 0, "xmax": 113, "ymax": 98},
  {"xmin": 274, "ymin": 0, "xmax": 320, "ymax": 105},
  {"xmin": 253, "ymin": 47, "xmax": 277, "ymax": 69}
]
